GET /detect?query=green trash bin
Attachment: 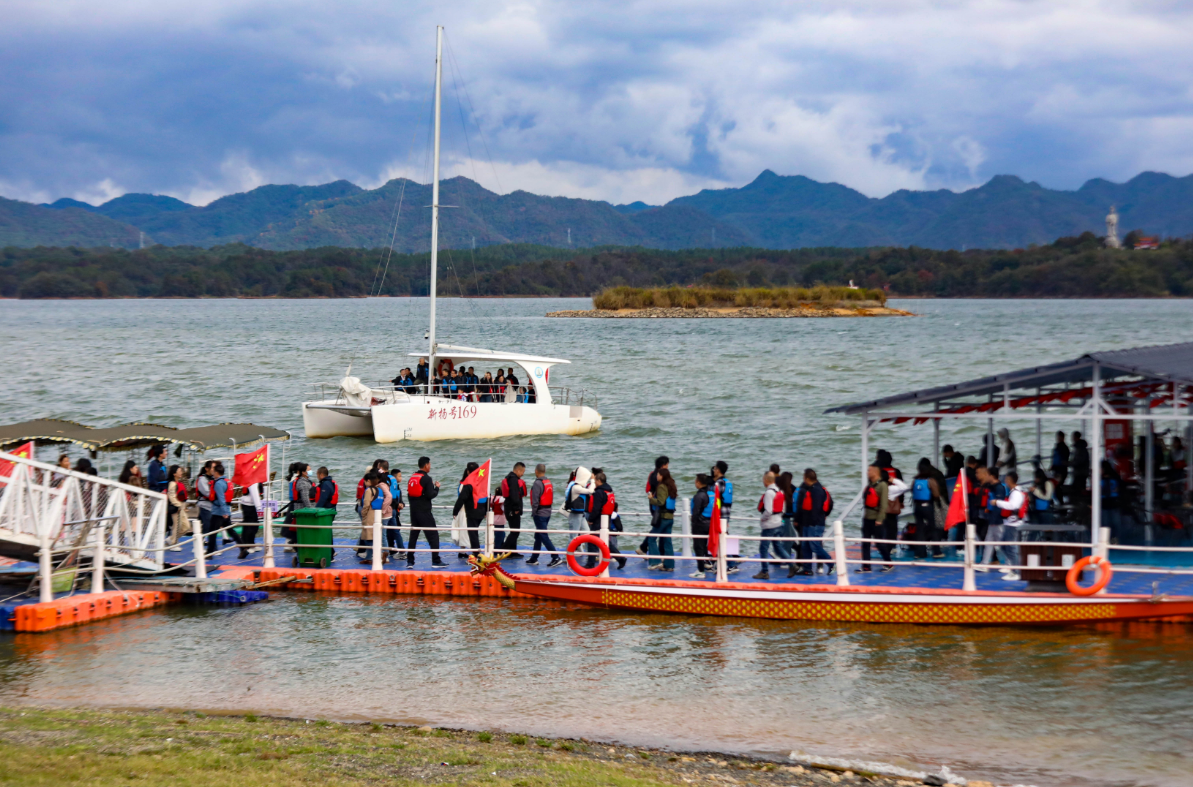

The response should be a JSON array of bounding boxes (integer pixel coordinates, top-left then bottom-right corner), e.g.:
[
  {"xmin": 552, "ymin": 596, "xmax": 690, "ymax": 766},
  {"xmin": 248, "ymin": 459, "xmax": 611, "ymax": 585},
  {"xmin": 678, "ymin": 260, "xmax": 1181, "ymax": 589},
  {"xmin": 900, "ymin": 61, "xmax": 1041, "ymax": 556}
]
[{"xmin": 293, "ymin": 507, "xmax": 337, "ymax": 569}]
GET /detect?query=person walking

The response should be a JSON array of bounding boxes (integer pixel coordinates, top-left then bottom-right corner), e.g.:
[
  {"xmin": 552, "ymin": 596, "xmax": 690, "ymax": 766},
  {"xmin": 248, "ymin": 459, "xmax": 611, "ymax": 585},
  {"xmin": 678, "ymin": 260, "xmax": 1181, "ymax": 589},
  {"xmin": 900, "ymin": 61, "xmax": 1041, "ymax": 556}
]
[
  {"xmin": 451, "ymin": 462, "xmax": 486, "ymax": 557},
  {"xmin": 407, "ymin": 456, "xmax": 446, "ymax": 568},
  {"xmin": 527, "ymin": 464, "xmax": 562, "ymax": 567},
  {"xmin": 858, "ymin": 465, "xmax": 892, "ymax": 572},
  {"xmin": 991, "ymin": 470, "xmax": 1026, "ymax": 581},
  {"xmin": 146, "ymin": 445, "xmax": 169, "ymax": 493},
  {"xmin": 563, "ymin": 467, "xmax": 595, "ymax": 563},
  {"xmin": 638, "ymin": 456, "xmax": 669, "ymax": 556},
  {"xmin": 166, "ymin": 464, "xmax": 191, "ymax": 552},
  {"xmin": 206, "ymin": 463, "xmax": 232, "ymax": 558},
  {"xmin": 976, "ymin": 466, "xmax": 1010, "ymax": 571},
  {"xmin": 752, "ymin": 471, "xmax": 785, "ymax": 580},
  {"xmin": 794, "ymin": 469, "xmax": 834, "ymax": 575},
  {"xmin": 911, "ymin": 458, "xmax": 944, "ymax": 559},
  {"xmin": 775, "ymin": 471, "xmax": 799, "ymax": 576},
  {"xmin": 689, "ymin": 474, "xmax": 713, "ymax": 578},
  {"xmin": 194, "ymin": 460, "xmax": 215, "ymax": 553},
  {"xmin": 119, "ymin": 460, "xmax": 147, "ymax": 489},
  {"xmin": 587, "ymin": 470, "xmax": 626, "ymax": 570},
  {"xmin": 374, "ymin": 461, "xmax": 405, "ymax": 561},
  {"xmin": 359, "ymin": 472, "xmax": 382, "ymax": 564},
  {"xmin": 647, "ymin": 468, "xmax": 677, "ymax": 571},
  {"xmin": 710, "ymin": 461, "xmax": 739, "ymax": 573},
  {"xmin": 497, "ymin": 462, "xmax": 529, "ymax": 557},
  {"xmin": 236, "ymin": 481, "xmax": 262, "ymax": 560}
]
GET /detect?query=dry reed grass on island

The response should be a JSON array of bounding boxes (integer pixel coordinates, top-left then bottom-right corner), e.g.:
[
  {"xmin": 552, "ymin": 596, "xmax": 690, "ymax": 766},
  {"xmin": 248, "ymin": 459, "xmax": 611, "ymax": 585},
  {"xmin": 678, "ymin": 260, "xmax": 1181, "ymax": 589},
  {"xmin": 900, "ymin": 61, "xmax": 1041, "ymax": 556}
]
[{"xmin": 548, "ymin": 285, "xmax": 908, "ymax": 318}]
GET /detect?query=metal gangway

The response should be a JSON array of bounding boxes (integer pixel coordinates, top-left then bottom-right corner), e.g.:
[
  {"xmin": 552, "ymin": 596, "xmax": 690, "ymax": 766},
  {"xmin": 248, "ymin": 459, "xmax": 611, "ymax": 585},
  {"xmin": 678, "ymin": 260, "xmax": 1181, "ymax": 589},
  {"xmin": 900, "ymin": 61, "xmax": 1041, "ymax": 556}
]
[{"xmin": 0, "ymin": 448, "xmax": 168, "ymax": 602}]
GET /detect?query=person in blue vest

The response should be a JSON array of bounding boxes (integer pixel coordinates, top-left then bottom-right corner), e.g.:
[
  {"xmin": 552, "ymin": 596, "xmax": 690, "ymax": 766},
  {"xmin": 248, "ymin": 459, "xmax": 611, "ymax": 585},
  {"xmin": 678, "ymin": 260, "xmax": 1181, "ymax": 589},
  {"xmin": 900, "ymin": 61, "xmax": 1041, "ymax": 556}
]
[
  {"xmin": 711, "ymin": 461, "xmax": 739, "ymax": 574},
  {"xmin": 374, "ymin": 461, "xmax": 406, "ymax": 561},
  {"xmin": 793, "ymin": 469, "xmax": 835, "ymax": 575},
  {"xmin": 207, "ymin": 462, "xmax": 232, "ymax": 558},
  {"xmin": 911, "ymin": 458, "xmax": 945, "ymax": 559},
  {"xmin": 1029, "ymin": 469, "xmax": 1056, "ymax": 525},
  {"xmin": 146, "ymin": 445, "xmax": 169, "ymax": 493},
  {"xmin": 564, "ymin": 466, "xmax": 595, "ymax": 563}
]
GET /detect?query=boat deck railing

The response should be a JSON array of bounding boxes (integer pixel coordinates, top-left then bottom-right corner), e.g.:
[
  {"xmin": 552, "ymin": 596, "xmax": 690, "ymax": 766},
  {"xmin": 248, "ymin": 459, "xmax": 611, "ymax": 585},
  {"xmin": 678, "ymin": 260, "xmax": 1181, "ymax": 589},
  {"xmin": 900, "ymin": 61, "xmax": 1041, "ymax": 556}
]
[{"xmin": 305, "ymin": 382, "xmax": 597, "ymax": 409}]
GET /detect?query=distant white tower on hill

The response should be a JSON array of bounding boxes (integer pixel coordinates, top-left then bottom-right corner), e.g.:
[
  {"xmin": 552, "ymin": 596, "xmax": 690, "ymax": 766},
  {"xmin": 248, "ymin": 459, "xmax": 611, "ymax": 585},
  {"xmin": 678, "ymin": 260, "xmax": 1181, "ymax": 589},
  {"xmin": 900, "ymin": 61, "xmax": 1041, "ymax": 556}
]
[{"xmin": 1105, "ymin": 205, "xmax": 1121, "ymax": 249}]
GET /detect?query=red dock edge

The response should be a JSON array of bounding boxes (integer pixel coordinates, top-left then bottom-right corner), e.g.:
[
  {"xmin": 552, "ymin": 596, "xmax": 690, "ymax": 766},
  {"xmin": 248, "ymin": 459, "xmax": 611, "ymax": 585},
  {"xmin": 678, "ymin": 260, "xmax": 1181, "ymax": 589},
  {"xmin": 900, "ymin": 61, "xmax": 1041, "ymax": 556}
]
[
  {"xmin": 10, "ymin": 590, "xmax": 177, "ymax": 633},
  {"xmin": 216, "ymin": 566, "xmax": 532, "ymax": 599}
]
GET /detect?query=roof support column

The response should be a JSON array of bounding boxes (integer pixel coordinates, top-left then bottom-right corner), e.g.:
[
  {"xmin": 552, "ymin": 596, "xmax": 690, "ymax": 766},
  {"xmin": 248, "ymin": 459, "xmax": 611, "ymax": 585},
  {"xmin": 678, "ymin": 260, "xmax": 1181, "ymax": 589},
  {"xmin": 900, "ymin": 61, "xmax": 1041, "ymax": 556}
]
[
  {"xmin": 1145, "ymin": 415, "xmax": 1155, "ymax": 527},
  {"xmin": 986, "ymin": 394, "xmax": 995, "ymax": 466},
  {"xmin": 1091, "ymin": 362, "xmax": 1102, "ymax": 540},
  {"xmin": 860, "ymin": 410, "xmax": 870, "ymax": 490},
  {"xmin": 932, "ymin": 403, "xmax": 940, "ymax": 466},
  {"xmin": 1035, "ymin": 388, "xmax": 1043, "ymax": 466}
]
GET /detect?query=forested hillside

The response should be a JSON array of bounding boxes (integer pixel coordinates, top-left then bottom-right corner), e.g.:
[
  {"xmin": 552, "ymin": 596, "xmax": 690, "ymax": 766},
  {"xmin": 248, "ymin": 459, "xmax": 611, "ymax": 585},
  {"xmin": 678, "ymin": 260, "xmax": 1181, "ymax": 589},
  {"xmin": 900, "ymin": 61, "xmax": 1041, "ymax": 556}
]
[{"xmin": 3, "ymin": 233, "xmax": 1191, "ymax": 299}]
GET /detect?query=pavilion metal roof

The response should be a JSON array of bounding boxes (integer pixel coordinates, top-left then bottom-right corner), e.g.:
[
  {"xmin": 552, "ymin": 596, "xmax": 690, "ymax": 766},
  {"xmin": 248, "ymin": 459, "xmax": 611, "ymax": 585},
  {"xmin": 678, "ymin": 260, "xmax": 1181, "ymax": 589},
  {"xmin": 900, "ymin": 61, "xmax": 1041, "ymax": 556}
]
[
  {"xmin": 0, "ymin": 419, "xmax": 289, "ymax": 451},
  {"xmin": 825, "ymin": 340, "xmax": 1193, "ymax": 416}
]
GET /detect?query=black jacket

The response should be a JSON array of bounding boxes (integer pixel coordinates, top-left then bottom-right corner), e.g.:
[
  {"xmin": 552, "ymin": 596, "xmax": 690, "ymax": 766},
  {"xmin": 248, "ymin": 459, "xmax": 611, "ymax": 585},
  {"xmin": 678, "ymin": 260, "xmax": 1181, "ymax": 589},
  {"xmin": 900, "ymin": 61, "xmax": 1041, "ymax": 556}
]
[
  {"xmin": 795, "ymin": 482, "xmax": 829, "ymax": 529},
  {"xmin": 588, "ymin": 482, "xmax": 614, "ymax": 526},
  {"xmin": 501, "ymin": 472, "xmax": 527, "ymax": 515},
  {"xmin": 453, "ymin": 483, "xmax": 488, "ymax": 521},
  {"xmin": 316, "ymin": 476, "xmax": 337, "ymax": 508},
  {"xmin": 407, "ymin": 471, "xmax": 439, "ymax": 515},
  {"xmin": 690, "ymin": 487, "xmax": 711, "ymax": 529}
]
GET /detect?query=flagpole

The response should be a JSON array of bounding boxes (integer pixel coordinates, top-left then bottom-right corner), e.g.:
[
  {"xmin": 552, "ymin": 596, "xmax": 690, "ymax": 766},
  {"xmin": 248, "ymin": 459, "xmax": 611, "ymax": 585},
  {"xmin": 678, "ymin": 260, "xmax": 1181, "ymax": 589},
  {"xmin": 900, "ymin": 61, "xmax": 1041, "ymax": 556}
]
[
  {"xmin": 262, "ymin": 442, "xmax": 275, "ymax": 568},
  {"xmin": 484, "ymin": 457, "xmax": 494, "ymax": 557}
]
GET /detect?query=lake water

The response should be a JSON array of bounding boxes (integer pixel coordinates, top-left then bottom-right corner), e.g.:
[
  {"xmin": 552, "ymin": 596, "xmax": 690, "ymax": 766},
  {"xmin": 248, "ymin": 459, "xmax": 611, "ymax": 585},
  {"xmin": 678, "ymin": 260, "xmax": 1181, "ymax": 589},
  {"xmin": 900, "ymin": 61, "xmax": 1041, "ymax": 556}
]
[{"xmin": 2, "ymin": 297, "xmax": 1193, "ymax": 786}]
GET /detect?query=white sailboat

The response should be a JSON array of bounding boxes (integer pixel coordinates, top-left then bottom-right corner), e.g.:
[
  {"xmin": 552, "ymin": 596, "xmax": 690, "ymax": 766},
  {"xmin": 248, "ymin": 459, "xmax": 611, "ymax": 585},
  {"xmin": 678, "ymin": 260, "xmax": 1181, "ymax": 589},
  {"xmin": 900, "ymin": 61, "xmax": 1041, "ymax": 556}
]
[{"xmin": 301, "ymin": 27, "xmax": 602, "ymax": 443}]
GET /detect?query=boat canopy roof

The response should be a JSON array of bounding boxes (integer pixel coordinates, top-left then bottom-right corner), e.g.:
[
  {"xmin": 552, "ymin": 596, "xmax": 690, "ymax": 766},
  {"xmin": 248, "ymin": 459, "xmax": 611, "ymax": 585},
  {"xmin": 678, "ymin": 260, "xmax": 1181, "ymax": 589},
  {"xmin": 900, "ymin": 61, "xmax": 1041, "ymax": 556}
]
[
  {"xmin": 409, "ymin": 344, "xmax": 570, "ymax": 365},
  {"xmin": 0, "ymin": 419, "xmax": 289, "ymax": 452},
  {"xmin": 825, "ymin": 340, "xmax": 1193, "ymax": 416}
]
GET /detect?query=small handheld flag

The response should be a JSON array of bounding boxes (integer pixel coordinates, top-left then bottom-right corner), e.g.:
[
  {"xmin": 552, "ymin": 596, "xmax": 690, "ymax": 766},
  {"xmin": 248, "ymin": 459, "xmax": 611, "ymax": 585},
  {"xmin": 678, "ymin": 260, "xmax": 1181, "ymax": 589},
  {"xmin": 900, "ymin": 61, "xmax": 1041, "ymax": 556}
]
[
  {"xmin": 708, "ymin": 486, "xmax": 723, "ymax": 557},
  {"xmin": 462, "ymin": 459, "xmax": 491, "ymax": 507},
  {"xmin": 945, "ymin": 471, "xmax": 968, "ymax": 530}
]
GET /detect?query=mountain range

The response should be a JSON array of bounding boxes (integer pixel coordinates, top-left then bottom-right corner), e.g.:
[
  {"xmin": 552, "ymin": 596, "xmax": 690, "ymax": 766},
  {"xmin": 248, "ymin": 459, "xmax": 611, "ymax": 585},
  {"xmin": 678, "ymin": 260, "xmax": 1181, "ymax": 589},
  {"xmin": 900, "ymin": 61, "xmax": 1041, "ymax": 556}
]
[{"xmin": 2, "ymin": 169, "xmax": 1190, "ymax": 251}]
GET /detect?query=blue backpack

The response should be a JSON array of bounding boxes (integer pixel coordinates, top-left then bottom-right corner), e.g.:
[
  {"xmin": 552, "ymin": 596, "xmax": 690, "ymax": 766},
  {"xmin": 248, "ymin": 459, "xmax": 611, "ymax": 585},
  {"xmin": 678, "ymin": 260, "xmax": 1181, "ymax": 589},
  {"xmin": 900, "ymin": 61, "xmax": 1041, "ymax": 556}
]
[{"xmin": 912, "ymin": 478, "xmax": 931, "ymax": 501}]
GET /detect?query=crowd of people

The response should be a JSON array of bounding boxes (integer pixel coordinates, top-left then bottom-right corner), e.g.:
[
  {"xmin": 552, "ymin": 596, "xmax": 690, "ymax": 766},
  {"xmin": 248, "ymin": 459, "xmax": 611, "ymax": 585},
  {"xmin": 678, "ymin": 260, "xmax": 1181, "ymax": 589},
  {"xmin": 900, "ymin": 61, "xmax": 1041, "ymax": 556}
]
[
  {"xmin": 70, "ymin": 424, "xmax": 1187, "ymax": 578},
  {"xmin": 390, "ymin": 358, "xmax": 537, "ymax": 403}
]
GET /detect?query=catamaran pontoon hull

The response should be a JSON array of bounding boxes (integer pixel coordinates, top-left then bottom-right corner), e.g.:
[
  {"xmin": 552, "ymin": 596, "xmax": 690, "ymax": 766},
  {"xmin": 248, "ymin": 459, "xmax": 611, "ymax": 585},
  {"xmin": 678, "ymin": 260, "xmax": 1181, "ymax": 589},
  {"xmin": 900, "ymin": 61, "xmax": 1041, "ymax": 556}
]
[{"xmin": 303, "ymin": 397, "xmax": 601, "ymax": 442}]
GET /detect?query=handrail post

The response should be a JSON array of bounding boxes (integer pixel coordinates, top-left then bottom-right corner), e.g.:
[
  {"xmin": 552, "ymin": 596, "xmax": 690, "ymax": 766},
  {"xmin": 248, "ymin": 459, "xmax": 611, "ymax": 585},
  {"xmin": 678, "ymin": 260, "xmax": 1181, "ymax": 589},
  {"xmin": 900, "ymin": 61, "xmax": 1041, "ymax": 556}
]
[
  {"xmin": 679, "ymin": 497, "xmax": 693, "ymax": 559},
  {"xmin": 963, "ymin": 524, "xmax": 977, "ymax": 592},
  {"xmin": 91, "ymin": 522, "xmax": 106, "ymax": 594},
  {"xmin": 38, "ymin": 530, "xmax": 53, "ymax": 603},
  {"xmin": 194, "ymin": 518, "xmax": 208, "ymax": 579},
  {"xmin": 371, "ymin": 508, "xmax": 383, "ymax": 571},
  {"xmin": 262, "ymin": 498, "xmax": 275, "ymax": 569},
  {"xmin": 1094, "ymin": 526, "xmax": 1111, "ymax": 594},
  {"xmin": 599, "ymin": 514, "xmax": 610, "ymax": 578},
  {"xmin": 833, "ymin": 520, "xmax": 850, "ymax": 586},
  {"xmin": 485, "ymin": 509, "xmax": 494, "ymax": 557},
  {"xmin": 715, "ymin": 518, "xmax": 728, "ymax": 583}
]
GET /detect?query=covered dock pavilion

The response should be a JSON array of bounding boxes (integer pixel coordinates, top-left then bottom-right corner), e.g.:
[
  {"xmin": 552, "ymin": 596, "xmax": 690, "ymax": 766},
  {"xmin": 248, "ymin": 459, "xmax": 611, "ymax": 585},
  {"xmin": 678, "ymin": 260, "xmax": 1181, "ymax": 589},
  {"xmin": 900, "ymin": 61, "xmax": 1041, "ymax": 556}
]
[{"xmin": 826, "ymin": 341, "xmax": 1193, "ymax": 538}]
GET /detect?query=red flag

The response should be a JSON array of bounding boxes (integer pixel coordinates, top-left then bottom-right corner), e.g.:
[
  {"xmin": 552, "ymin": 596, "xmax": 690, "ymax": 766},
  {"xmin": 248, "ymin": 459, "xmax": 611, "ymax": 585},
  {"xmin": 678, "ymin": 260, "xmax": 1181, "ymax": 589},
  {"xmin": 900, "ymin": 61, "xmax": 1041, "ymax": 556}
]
[
  {"xmin": 945, "ymin": 471, "xmax": 968, "ymax": 530},
  {"xmin": 0, "ymin": 441, "xmax": 34, "ymax": 489},
  {"xmin": 708, "ymin": 486, "xmax": 723, "ymax": 558},
  {"xmin": 232, "ymin": 444, "xmax": 269, "ymax": 488},
  {"xmin": 462, "ymin": 459, "xmax": 491, "ymax": 507}
]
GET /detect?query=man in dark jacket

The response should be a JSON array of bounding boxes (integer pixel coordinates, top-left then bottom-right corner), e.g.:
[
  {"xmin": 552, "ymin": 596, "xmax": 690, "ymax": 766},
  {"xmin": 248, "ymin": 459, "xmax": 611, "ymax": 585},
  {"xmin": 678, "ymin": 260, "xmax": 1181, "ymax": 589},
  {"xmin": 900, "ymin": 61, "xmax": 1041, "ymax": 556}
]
[
  {"xmin": 406, "ymin": 456, "xmax": 445, "ymax": 568},
  {"xmin": 794, "ymin": 469, "xmax": 834, "ymax": 575},
  {"xmin": 452, "ymin": 463, "xmax": 486, "ymax": 557},
  {"xmin": 146, "ymin": 445, "xmax": 169, "ymax": 493},
  {"xmin": 689, "ymin": 474, "xmax": 713, "ymax": 578},
  {"xmin": 1069, "ymin": 431, "xmax": 1090, "ymax": 499},
  {"xmin": 586, "ymin": 470, "xmax": 626, "ymax": 571},
  {"xmin": 498, "ymin": 462, "xmax": 528, "ymax": 557}
]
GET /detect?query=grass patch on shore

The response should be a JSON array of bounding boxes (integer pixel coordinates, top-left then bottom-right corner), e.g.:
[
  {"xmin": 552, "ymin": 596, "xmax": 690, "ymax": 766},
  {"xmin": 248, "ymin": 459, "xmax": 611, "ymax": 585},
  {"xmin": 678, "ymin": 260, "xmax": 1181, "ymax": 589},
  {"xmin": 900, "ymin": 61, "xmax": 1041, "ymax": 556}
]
[
  {"xmin": 592, "ymin": 285, "xmax": 886, "ymax": 311},
  {"xmin": 0, "ymin": 705, "xmax": 915, "ymax": 787}
]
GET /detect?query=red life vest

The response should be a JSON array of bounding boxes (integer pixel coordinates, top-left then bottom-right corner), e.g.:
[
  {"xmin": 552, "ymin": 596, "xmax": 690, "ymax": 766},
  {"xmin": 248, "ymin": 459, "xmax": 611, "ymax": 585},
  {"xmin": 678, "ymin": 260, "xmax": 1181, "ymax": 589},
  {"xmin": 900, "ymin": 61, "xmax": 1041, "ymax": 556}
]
[
  {"xmin": 800, "ymin": 487, "xmax": 832, "ymax": 513},
  {"xmin": 758, "ymin": 490, "xmax": 785, "ymax": 513},
  {"xmin": 500, "ymin": 477, "xmax": 527, "ymax": 499},
  {"xmin": 356, "ymin": 477, "xmax": 366, "ymax": 500},
  {"xmin": 407, "ymin": 472, "xmax": 426, "ymax": 497},
  {"xmin": 177, "ymin": 482, "xmax": 188, "ymax": 502},
  {"xmin": 1001, "ymin": 489, "xmax": 1028, "ymax": 520},
  {"xmin": 539, "ymin": 479, "xmax": 554, "ymax": 507},
  {"xmin": 587, "ymin": 490, "xmax": 616, "ymax": 516},
  {"xmin": 207, "ymin": 477, "xmax": 234, "ymax": 502},
  {"xmin": 864, "ymin": 485, "xmax": 879, "ymax": 509},
  {"xmin": 323, "ymin": 480, "xmax": 340, "ymax": 506}
]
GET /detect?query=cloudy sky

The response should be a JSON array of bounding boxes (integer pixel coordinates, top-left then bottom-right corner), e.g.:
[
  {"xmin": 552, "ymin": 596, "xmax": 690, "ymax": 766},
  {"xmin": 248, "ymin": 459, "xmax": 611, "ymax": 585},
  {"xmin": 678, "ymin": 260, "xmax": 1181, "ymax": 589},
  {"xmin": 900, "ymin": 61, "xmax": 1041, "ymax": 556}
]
[{"xmin": 2, "ymin": 0, "xmax": 1191, "ymax": 206}]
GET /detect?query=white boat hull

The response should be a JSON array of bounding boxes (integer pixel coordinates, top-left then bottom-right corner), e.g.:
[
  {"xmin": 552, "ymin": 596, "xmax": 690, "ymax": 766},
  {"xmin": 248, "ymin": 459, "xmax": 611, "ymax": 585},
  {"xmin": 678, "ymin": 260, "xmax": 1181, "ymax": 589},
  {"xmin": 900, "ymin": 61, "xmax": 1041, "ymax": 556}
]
[{"xmin": 303, "ymin": 397, "xmax": 601, "ymax": 442}]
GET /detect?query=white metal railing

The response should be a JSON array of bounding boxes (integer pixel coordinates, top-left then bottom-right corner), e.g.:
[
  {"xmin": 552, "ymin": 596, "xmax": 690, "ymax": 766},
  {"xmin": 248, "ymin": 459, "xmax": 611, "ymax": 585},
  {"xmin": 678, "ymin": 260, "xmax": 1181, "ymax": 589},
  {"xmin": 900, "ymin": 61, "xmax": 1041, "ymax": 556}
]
[{"xmin": 0, "ymin": 449, "xmax": 168, "ymax": 602}]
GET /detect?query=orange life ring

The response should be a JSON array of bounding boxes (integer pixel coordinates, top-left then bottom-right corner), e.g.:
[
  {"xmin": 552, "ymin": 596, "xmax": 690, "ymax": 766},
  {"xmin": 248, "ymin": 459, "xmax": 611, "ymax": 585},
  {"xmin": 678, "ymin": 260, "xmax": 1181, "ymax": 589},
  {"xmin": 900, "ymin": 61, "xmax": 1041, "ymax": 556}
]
[
  {"xmin": 1066, "ymin": 555, "xmax": 1112, "ymax": 596},
  {"xmin": 566, "ymin": 534, "xmax": 610, "ymax": 577}
]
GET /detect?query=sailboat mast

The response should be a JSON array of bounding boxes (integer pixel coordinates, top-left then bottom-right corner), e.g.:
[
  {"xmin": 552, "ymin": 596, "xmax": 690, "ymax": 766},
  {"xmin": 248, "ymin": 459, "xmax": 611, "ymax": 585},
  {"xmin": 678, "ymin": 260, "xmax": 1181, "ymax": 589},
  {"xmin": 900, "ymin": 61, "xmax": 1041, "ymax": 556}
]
[{"xmin": 428, "ymin": 25, "xmax": 443, "ymax": 382}]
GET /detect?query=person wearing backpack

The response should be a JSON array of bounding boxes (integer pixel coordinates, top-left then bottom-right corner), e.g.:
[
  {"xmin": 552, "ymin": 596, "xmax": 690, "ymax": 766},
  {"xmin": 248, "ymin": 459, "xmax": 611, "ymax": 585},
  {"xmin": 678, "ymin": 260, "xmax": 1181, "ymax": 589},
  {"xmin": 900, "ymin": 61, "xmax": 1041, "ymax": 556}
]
[
  {"xmin": 206, "ymin": 462, "xmax": 232, "ymax": 558},
  {"xmin": 497, "ymin": 462, "xmax": 528, "ymax": 557},
  {"xmin": 911, "ymin": 459, "xmax": 945, "ymax": 560},
  {"xmin": 374, "ymin": 461, "xmax": 406, "ymax": 561},
  {"xmin": 406, "ymin": 456, "xmax": 446, "ymax": 568},
  {"xmin": 586, "ymin": 470, "xmax": 626, "ymax": 570},
  {"xmin": 793, "ymin": 468, "xmax": 834, "ymax": 575},
  {"xmin": 527, "ymin": 464, "xmax": 562, "ymax": 567},
  {"xmin": 711, "ymin": 461, "xmax": 740, "ymax": 573},
  {"xmin": 647, "ymin": 468, "xmax": 677, "ymax": 571},
  {"xmin": 753, "ymin": 471, "xmax": 785, "ymax": 580},
  {"xmin": 563, "ymin": 466, "xmax": 596, "ymax": 564}
]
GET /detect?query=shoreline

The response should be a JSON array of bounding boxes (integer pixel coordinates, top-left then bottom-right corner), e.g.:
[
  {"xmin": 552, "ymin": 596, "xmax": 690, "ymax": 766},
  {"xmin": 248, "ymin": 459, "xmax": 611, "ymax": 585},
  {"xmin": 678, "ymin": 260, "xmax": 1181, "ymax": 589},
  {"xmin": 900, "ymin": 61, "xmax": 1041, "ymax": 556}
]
[
  {"xmin": 0, "ymin": 705, "xmax": 985, "ymax": 787},
  {"xmin": 547, "ymin": 305, "xmax": 914, "ymax": 318}
]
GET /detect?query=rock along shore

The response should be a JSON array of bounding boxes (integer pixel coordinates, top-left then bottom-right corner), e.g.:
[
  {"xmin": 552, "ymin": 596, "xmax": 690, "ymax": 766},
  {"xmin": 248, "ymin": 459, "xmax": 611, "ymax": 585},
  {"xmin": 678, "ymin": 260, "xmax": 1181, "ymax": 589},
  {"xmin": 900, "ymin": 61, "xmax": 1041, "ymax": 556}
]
[{"xmin": 546, "ymin": 305, "xmax": 914, "ymax": 318}]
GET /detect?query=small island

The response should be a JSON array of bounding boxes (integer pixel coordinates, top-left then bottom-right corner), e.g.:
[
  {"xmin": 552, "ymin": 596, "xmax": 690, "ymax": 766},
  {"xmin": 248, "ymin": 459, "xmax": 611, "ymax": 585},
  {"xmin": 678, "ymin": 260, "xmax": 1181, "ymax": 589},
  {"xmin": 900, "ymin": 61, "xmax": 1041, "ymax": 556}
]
[{"xmin": 548, "ymin": 285, "xmax": 913, "ymax": 318}]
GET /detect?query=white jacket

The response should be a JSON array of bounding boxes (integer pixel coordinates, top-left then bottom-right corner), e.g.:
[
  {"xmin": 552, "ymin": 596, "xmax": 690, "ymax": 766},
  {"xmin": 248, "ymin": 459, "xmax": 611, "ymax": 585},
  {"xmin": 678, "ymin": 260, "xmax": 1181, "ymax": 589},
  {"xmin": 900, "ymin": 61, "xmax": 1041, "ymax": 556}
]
[
  {"xmin": 562, "ymin": 467, "xmax": 596, "ymax": 514},
  {"xmin": 994, "ymin": 487, "xmax": 1026, "ymax": 525},
  {"xmin": 886, "ymin": 475, "xmax": 909, "ymax": 501},
  {"xmin": 759, "ymin": 483, "xmax": 784, "ymax": 530}
]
